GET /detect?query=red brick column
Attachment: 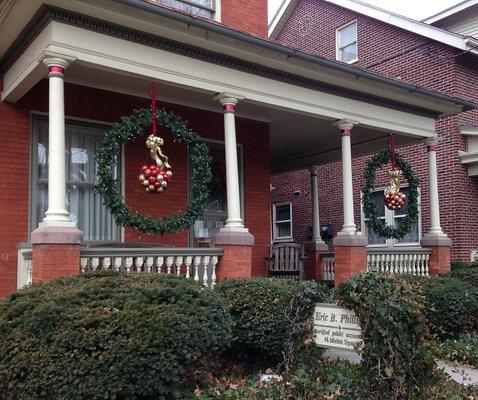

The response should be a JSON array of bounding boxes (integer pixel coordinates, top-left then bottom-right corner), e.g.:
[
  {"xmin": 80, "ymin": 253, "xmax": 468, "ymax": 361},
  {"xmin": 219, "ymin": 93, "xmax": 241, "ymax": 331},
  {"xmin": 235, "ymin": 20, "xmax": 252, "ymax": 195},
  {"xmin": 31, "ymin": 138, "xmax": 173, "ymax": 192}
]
[
  {"xmin": 213, "ymin": 230, "xmax": 254, "ymax": 281},
  {"xmin": 31, "ymin": 226, "xmax": 83, "ymax": 283},
  {"xmin": 421, "ymin": 235, "xmax": 452, "ymax": 276},
  {"xmin": 305, "ymin": 241, "xmax": 329, "ymax": 281},
  {"xmin": 332, "ymin": 234, "xmax": 367, "ymax": 284}
]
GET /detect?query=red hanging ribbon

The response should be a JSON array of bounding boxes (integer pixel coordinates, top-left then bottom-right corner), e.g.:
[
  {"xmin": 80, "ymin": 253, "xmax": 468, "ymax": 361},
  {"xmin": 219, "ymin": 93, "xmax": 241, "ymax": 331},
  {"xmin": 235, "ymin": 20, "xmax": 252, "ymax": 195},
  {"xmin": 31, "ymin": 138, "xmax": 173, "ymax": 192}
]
[
  {"xmin": 389, "ymin": 134, "xmax": 396, "ymax": 170},
  {"xmin": 150, "ymin": 82, "xmax": 157, "ymax": 136}
]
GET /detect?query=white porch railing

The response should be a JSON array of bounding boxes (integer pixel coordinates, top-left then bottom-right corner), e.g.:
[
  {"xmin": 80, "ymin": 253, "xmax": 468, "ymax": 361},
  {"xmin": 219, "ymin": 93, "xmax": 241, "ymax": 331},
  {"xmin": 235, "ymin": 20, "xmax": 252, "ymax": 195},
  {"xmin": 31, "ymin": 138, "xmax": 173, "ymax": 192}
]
[
  {"xmin": 367, "ymin": 249, "xmax": 431, "ymax": 276},
  {"xmin": 80, "ymin": 246, "xmax": 223, "ymax": 287}
]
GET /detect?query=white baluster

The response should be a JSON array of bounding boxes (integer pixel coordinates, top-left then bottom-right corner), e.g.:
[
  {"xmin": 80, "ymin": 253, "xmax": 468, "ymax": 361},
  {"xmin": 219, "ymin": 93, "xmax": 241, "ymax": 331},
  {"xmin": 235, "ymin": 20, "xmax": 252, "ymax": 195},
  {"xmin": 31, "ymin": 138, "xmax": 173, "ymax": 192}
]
[
  {"xmin": 103, "ymin": 257, "xmax": 111, "ymax": 271},
  {"xmin": 424, "ymin": 254, "xmax": 430, "ymax": 276},
  {"xmin": 91, "ymin": 257, "xmax": 99, "ymax": 272},
  {"xmin": 185, "ymin": 256, "xmax": 192, "ymax": 279},
  {"xmin": 366, "ymin": 253, "xmax": 371, "ymax": 272},
  {"xmin": 166, "ymin": 257, "xmax": 174, "ymax": 275},
  {"xmin": 135, "ymin": 257, "xmax": 144, "ymax": 273},
  {"xmin": 193, "ymin": 256, "xmax": 201, "ymax": 282},
  {"xmin": 80, "ymin": 257, "xmax": 88, "ymax": 273},
  {"xmin": 398, "ymin": 254, "xmax": 404, "ymax": 275},
  {"xmin": 146, "ymin": 257, "xmax": 154, "ymax": 273},
  {"xmin": 156, "ymin": 257, "xmax": 164, "ymax": 274},
  {"xmin": 412, "ymin": 254, "xmax": 419, "ymax": 276},
  {"xmin": 26, "ymin": 259, "xmax": 33, "ymax": 284},
  {"xmin": 391, "ymin": 254, "xmax": 397, "ymax": 275},
  {"xmin": 211, "ymin": 256, "xmax": 218, "ymax": 288},
  {"xmin": 175, "ymin": 256, "xmax": 183, "ymax": 276},
  {"xmin": 114, "ymin": 257, "xmax": 122, "ymax": 272},
  {"xmin": 125, "ymin": 257, "xmax": 133, "ymax": 273},
  {"xmin": 202, "ymin": 256, "xmax": 210, "ymax": 286}
]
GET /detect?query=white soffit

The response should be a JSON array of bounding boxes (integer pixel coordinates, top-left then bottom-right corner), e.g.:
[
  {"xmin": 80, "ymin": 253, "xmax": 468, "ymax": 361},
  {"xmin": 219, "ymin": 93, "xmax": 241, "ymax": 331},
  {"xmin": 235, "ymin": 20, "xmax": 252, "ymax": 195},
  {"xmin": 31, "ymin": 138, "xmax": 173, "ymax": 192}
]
[{"xmin": 423, "ymin": 0, "xmax": 478, "ymax": 24}]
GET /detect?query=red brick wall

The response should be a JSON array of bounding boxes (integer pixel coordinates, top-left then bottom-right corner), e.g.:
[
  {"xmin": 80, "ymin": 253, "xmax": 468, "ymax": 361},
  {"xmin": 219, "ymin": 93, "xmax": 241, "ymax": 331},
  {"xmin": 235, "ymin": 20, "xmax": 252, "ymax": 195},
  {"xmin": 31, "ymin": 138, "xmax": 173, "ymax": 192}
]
[
  {"xmin": 0, "ymin": 79, "xmax": 270, "ymax": 297},
  {"xmin": 221, "ymin": 0, "xmax": 268, "ymax": 37},
  {"xmin": 272, "ymin": 0, "xmax": 478, "ymax": 261}
]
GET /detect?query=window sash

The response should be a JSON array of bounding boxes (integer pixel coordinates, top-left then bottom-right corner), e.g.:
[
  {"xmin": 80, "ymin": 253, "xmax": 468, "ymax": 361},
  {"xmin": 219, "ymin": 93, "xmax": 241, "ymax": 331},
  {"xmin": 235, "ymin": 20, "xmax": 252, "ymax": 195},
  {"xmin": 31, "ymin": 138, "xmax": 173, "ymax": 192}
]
[
  {"xmin": 273, "ymin": 203, "xmax": 293, "ymax": 240},
  {"xmin": 152, "ymin": 0, "xmax": 215, "ymax": 18},
  {"xmin": 337, "ymin": 21, "xmax": 358, "ymax": 62},
  {"xmin": 31, "ymin": 115, "xmax": 121, "ymax": 243},
  {"xmin": 362, "ymin": 187, "xmax": 420, "ymax": 247}
]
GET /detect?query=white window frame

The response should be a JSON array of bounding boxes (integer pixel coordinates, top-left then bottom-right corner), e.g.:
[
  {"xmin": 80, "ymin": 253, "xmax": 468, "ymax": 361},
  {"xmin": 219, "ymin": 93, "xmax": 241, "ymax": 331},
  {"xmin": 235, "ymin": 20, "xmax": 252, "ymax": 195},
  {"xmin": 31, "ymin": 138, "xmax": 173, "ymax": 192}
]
[
  {"xmin": 272, "ymin": 202, "xmax": 293, "ymax": 242},
  {"xmin": 29, "ymin": 112, "xmax": 123, "ymax": 243},
  {"xmin": 336, "ymin": 20, "xmax": 358, "ymax": 64},
  {"xmin": 360, "ymin": 185, "xmax": 422, "ymax": 248}
]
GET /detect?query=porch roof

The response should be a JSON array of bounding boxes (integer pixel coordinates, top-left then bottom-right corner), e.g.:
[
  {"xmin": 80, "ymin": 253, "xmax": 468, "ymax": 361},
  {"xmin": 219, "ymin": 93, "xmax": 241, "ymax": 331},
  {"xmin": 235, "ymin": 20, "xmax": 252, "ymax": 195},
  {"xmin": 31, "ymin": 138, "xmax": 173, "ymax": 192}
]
[{"xmin": 0, "ymin": 1, "xmax": 476, "ymax": 173}]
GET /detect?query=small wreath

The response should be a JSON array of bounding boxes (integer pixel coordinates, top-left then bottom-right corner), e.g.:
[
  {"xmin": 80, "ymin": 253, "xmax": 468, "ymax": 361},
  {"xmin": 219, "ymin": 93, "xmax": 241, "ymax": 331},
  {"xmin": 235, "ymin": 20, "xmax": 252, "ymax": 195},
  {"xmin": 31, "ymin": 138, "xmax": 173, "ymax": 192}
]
[
  {"xmin": 362, "ymin": 150, "xmax": 419, "ymax": 239},
  {"xmin": 96, "ymin": 108, "xmax": 212, "ymax": 235}
]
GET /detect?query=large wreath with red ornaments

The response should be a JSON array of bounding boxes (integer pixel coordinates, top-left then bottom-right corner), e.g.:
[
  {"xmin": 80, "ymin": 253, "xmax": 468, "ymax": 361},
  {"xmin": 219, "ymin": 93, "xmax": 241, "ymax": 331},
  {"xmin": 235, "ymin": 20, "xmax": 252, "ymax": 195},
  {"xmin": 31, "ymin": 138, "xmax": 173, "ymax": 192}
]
[
  {"xmin": 96, "ymin": 107, "xmax": 212, "ymax": 235},
  {"xmin": 362, "ymin": 148, "xmax": 419, "ymax": 239}
]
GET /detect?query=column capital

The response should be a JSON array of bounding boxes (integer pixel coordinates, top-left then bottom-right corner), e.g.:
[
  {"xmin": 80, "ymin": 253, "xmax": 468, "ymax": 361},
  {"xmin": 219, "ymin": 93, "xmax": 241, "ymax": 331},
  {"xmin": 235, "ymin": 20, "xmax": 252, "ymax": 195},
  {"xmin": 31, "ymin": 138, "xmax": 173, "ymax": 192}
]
[
  {"xmin": 425, "ymin": 137, "xmax": 439, "ymax": 151},
  {"xmin": 42, "ymin": 56, "xmax": 72, "ymax": 71},
  {"xmin": 213, "ymin": 92, "xmax": 245, "ymax": 107},
  {"xmin": 309, "ymin": 165, "xmax": 319, "ymax": 175},
  {"xmin": 334, "ymin": 119, "xmax": 358, "ymax": 131}
]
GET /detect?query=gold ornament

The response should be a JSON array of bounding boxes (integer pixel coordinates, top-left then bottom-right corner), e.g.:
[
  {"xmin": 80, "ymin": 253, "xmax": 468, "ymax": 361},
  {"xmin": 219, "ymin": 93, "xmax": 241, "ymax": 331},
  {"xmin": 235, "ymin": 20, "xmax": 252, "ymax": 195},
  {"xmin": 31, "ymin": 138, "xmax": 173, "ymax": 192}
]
[{"xmin": 146, "ymin": 134, "xmax": 171, "ymax": 170}]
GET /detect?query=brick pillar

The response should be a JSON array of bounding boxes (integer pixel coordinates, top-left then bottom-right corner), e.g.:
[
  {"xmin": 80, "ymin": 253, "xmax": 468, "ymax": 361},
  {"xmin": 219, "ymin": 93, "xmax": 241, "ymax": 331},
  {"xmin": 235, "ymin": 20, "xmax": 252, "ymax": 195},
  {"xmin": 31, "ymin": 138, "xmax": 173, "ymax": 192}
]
[
  {"xmin": 333, "ymin": 234, "xmax": 367, "ymax": 284},
  {"xmin": 31, "ymin": 226, "xmax": 83, "ymax": 283},
  {"xmin": 305, "ymin": 241, "xmax": 329, "ymax": 281},
  {"xmin": 213, "ymin": 231, "xmax": 254, "ymax": 281},
  {"xmin": 421, "ymin": 235, "xmax": 452, "ymax": 276}
]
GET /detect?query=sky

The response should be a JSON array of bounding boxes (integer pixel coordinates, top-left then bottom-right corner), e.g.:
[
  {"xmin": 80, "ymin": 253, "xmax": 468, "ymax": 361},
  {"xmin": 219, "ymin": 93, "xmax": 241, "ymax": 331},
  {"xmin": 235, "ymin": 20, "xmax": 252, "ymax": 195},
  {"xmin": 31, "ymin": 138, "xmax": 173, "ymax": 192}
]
[{"xmin": 268, "ymin": 0, "xmax": 464, "ymax": 22}]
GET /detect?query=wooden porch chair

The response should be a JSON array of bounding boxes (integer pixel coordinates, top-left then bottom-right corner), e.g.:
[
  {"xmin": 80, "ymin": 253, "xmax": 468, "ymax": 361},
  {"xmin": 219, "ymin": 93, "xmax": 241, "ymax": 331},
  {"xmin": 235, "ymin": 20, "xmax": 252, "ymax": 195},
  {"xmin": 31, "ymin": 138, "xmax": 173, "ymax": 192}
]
[{"xmin": 266, "ymin": 242, "xmax": 306, "ymax": 280}]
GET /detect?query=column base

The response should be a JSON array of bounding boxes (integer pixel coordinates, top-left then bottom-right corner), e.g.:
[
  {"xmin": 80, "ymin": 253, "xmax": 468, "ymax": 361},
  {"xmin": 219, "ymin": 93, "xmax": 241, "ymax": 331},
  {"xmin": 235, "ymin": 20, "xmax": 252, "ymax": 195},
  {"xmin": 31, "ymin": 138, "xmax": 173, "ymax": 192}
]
[
  {"xmin": 31, "ymin": 226, "xmax": 83, "ymax": 283},
  {"xmin": 213, "ymin": 230, "xmax": 254, "ymax": 281},
  {"xmin": 421, "ymin": 233, "xmax": 452, "ymax": 276},
  {"xmin": 333, "ymin": 234, "xmax": 367, "ymax": 285},
  {"xmin": 305, "ymin": 241, "xmax": 329, "ymax": 281}
]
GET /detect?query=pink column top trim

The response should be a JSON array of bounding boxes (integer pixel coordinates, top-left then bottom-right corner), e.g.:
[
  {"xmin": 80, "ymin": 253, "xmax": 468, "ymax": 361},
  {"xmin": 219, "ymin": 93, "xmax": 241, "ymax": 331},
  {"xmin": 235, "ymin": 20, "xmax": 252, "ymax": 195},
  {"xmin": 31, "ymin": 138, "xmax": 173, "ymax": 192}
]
[
  {"xmin": 223, "ymin": 103, "xmax": 235, "ymax": 112},
  {"xmin": 341, "ymin": 127, "xmax": 351, "ymax": 136},
  {"xmin": 49, "ymin": 66, "xmax": 64, "ymax": 74},
  {"xmin": 427, "ymin": 143, "xmax": 438, "ymax": 152}
]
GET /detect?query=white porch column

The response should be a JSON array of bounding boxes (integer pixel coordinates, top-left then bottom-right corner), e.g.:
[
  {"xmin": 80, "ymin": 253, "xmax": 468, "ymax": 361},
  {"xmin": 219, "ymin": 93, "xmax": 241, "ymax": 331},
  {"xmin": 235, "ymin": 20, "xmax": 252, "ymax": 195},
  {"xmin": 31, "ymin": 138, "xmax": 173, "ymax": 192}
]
[
  {"xmin": 214, "ymin": 93, "xmax": 246, "ymax": 231},
  {"xmin": 41, "ymin": 57, "xmax": 73, "ymax": 227},
  {"xmin": 425, "ymin": 138, "xmax": 444, "ymax": 236},
  {"xmin": 336, "ymin": 120, "xmax": 357, "ymax": 235},
  {"xmin": 309, "ymin": 166, "xmax": 324, "ymax": 242}
]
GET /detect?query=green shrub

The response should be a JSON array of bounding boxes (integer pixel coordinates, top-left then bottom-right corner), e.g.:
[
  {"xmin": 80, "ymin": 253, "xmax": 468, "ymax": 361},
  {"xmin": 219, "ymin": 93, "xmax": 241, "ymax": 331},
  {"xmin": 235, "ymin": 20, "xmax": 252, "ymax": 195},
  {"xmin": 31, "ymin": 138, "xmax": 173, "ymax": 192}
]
[
  {"xmin": 431, "ymin": 335, "xmax": 478, "ymax": 368},
  {"xmin": 448, "ymin": 263, "xmax": 478, "ymax": 287},
  {"xmin": 337, "ymin": 273, "xmax": 436, "ymax": 400},
  {"xmin": 0, "ymin": 272, "xmax": 231, "ymax": 400},
  {"xmin": 214, "ymin": 278, "xmax": 331, "ymax": 366},
  {"xmin": 418, "ymin": 276, "xmax": 478, "ymax": 339}
]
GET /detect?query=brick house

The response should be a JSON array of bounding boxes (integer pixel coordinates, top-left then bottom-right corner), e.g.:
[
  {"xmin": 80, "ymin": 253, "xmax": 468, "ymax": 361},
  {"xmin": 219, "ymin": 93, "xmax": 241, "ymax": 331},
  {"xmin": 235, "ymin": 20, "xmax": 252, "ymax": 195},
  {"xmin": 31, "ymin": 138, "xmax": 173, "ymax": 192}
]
[
  {"xmin": 269, "ymin": 0, "xmax": 478, "ymax": 278},
  {"xmin": 0, "ymin": 0, "xmax": 474, "ymax": 297}
]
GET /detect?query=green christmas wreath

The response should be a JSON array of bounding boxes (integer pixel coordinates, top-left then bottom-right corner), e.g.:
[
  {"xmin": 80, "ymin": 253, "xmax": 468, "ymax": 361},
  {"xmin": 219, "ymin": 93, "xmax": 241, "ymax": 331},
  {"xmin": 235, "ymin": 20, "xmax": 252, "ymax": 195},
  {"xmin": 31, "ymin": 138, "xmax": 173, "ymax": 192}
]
[
  {"xmin": 96, "ymin": 108, "xmax": 212, "ymax": 235},
  {"xmin": 362, "ymin": 149, "xmax": 419, "ymax": 239}
]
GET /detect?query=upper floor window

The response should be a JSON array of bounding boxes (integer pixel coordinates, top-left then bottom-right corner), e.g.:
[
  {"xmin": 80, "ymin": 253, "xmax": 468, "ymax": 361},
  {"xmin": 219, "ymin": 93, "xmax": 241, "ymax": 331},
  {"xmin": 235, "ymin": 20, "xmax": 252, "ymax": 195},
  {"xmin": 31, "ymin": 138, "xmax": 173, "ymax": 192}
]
[
  {"xmin": 336, "ymin": 21, "xmax": 358, "ymax": 63},
  {"xmin": 362, "ymin": 187, "xmax": 421, "ymax": 247},
  {"xmin": 152, "ymin": 0, "xmax": 216, "ymax": 19},
  {"xmin": 273, "ymin": 203, "xmax": 293, "ymax": 241}
]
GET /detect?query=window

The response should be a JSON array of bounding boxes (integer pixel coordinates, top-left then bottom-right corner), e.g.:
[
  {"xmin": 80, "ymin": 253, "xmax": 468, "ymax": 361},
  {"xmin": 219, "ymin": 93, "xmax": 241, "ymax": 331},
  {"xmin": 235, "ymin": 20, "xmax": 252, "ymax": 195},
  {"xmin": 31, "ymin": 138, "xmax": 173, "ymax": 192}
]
[
  {"xmin": 152, "ymin": 0, "xmax": 216, "ymax": 19},
  {"xmin": 336, "ymin": 21, "xmax": 358, "ymax": 63},
  {"xmin": 31, "ymin": 116, "xmax": 120, "ymax": 242},
  {"xmin": 273, "ymin": 203, "xmax": 293, "ymax": 241},
  {"xmin": 362, "ymin": 187, "xmax": 421, "ymax": 247}
]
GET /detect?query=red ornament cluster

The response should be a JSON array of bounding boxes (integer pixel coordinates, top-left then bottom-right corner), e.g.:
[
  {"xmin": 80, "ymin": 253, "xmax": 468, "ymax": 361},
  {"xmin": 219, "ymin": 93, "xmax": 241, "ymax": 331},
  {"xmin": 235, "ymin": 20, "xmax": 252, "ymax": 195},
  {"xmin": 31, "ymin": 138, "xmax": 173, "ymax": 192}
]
[
  {"xmin": 384, "ymin": 190, "xmax": 406, "ymax": 210},
  {"xmin": 138, "ymin": 164, "xmax": 172, "ymax": 193}
]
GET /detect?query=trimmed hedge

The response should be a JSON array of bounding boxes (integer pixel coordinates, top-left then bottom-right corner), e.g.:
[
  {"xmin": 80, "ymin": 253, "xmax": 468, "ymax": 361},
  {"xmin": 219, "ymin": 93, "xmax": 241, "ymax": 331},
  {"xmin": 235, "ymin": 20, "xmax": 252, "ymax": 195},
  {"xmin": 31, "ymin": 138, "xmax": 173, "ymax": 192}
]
[
  {"xmin": 448, "ymin": 262, "xmax": 478, "ymax": 287},
  {"xmin": 214, "ymin": 278, "xmax": 331, "ymax": 366},
  {"xmin": 0, "ymin": 272, "xmax": 231, "ymax": 400},
  {"xmin": 337, "ymin": 273, "xmax": 435, "ymax": 400},
  {"xmin": 418, "ymin": 276, "xmax": 478, "ymax": 339}
]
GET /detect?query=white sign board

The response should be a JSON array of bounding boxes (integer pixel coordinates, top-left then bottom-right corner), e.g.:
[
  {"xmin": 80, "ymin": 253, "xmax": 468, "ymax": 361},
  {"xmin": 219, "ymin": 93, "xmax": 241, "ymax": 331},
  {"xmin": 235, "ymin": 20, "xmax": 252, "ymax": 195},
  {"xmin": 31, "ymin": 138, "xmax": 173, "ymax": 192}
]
[{"xmin": 313, "ymin": 303, "xmax": 362, "ymax": 351}]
